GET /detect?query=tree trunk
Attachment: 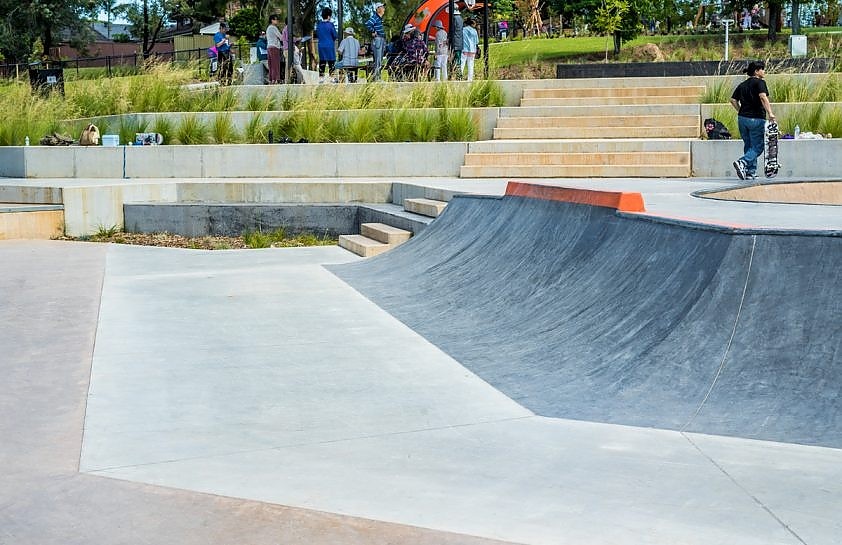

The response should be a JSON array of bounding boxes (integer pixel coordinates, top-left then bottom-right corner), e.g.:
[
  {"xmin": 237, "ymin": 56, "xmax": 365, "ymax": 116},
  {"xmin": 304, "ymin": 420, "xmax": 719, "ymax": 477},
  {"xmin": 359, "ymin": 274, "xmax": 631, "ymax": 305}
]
[
  {"xmin": 767, "ymin": 2, "xmax": 781, "ymax": 41},
  {"xmin": 613, "ymin": 32, "xmax": 621, "ymax": 56},
  {"xmin": 142, "ymin": 0, "xmax": 150, "ymax": 59},
  {"xmin": 791, "ymin": 1, "xmax": 801, "ymax": 35}
]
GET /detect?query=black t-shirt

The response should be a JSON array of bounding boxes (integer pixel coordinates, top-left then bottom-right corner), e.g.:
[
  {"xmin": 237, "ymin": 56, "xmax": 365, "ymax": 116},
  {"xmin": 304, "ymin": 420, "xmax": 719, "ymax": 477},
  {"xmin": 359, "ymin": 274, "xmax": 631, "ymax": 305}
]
[{"xmin": 731, "ymin": 77, "xmax": 770, "ymax": 119}]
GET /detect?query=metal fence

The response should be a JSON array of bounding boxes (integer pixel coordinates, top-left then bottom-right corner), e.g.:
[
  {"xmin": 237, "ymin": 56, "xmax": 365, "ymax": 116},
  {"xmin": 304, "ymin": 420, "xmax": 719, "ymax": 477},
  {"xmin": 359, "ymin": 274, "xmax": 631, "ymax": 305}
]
[{"xmin": 0, "ymin": 46, "xmax": 250, "ymax": 80}]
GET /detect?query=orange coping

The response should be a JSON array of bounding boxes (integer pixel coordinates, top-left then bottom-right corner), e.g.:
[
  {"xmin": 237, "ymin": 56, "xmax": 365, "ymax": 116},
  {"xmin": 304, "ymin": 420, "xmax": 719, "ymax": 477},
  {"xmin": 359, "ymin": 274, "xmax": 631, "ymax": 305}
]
[{"xmin": 505, "ymin": 182, "xmax": 646, "ymax": 212}]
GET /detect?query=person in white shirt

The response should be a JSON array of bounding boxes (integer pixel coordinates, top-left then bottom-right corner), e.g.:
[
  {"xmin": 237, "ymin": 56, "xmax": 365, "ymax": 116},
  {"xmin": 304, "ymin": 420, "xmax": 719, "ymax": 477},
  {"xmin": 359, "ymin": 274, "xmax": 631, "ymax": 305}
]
[
  {"xmin": 337, "ymin": 27, "xmax": 361, "ymax": 82},
  {"xmin": 266, "ymin": 14, "xmax": 283, "ymax": 84},
  {"xmin": 461, "ymin": 18, "xmax": 479, "ymax": 81},
  {"xmin": 432, "ymin": 20, "xmax": 448, "ymax": 81}
]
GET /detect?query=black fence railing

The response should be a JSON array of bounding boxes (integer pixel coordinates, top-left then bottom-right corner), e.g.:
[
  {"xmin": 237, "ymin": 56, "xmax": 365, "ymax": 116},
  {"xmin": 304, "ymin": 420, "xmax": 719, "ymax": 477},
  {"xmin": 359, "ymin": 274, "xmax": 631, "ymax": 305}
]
[{"xmin": 0, "ymin": 46, "xmax": 251, "ymax": 80}]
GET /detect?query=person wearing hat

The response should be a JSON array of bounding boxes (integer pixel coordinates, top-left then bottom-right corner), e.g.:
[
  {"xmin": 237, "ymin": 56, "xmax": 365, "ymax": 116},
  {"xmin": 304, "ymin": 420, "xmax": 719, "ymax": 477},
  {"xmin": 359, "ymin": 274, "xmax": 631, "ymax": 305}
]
[
  {"xmin": 730, "ymin": 60, "xmax": 776, "ymax": 180},
  {"xmin": 213, "ymin": 22, "xmax": 233, "ymax": 85},
  {"xmin": 337, "ymin": 27, "xmax": 361, "ymax": 82},
  {"xmin": 432, "ymin": 19, "xmax": 449, "ymax": 81},
  {"xmin": 365, "ymin": 2, "xmax": 386, "ymax": 81}
]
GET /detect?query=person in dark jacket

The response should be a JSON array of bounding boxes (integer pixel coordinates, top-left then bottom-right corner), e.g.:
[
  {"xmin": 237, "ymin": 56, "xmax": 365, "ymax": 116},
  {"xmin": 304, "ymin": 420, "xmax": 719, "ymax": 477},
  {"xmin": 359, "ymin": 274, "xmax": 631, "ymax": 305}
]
[
  {"xmin": 315, "ymin": 7, "xmax": 338, "ymax": 77},
  {"xmin": 450, "ymin": 9, "xmax": 464, "ymax": 78},
  {"xmin": 730, "ymin": 60, "xmax": 776, "ymax": 180}
]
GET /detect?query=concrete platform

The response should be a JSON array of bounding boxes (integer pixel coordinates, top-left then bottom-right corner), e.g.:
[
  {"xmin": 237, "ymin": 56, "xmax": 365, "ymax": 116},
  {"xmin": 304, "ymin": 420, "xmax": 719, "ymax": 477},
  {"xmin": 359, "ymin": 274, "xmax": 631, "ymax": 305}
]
[{"xmin": 2, "ymin": 177, "xmax": 842, "ymax": 545}]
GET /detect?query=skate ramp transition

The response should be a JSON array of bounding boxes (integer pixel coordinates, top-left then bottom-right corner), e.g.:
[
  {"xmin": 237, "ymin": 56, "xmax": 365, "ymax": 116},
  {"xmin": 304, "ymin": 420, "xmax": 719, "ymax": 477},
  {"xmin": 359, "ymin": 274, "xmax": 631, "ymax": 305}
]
[{"xmin": 330, "ymin": 183, "xmax": 842, "ymax": 448}]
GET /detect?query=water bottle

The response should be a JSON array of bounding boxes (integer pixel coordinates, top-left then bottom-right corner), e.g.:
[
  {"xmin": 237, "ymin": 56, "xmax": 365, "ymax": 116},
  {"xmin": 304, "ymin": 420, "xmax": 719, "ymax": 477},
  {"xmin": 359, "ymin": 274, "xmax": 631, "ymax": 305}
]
[
  {"xmin": 794, "ymin": 125, "xmax": 800, "ymax": 139},
  {"xmin": 24, "ymin": 136, "xmax": 29, "ymax": 146}
]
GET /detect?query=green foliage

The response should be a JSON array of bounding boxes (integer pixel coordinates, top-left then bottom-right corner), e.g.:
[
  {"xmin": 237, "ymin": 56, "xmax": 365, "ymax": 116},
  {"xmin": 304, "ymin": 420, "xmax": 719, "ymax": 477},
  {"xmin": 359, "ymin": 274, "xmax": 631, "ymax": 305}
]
[
  {"xmin": 210, "ymin": 113, "xmax": 240, "ymax": 143},
  {"xmin": 241, "ymin": 227, "xmax": 335, "ymax": 248},
  {"xmin": 119, "ymin": 116, "xmax": 149, "ymax": 146},
  {"xmin": 244, "ymin": 112, "xmax": 267, "ymax": 143},
  {"xmin": 173, "ymin": 114, "xmax": 209, "ymax": 144},
  {"xmin": 344, "ymin": 111, "xmax": 379, "ymax": 142},
  {"xmin": 412, "ymin": 111, "xmax": 441, "ymax": 142},
  {"xmin": 380, "ymin": 109, "xmax": 414, "ymax": 142},
  {"xmin": 152, "ymin": 116, "xmax": 174, "ymax": 145},
  {"xmin": 441, "ymin": 109, "xmax": 476, "ymax": 141},
  {"xmin": 230, "ymin": 7, "xmax": 262, "ymax": 40}
]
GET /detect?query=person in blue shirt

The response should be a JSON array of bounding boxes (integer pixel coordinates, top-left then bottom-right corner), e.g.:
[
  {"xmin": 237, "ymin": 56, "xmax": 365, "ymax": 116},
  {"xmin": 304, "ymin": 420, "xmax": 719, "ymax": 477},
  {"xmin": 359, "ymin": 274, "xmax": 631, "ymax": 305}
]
[
  {"xmin": 213, "ymin": 22, "xmax": 233, "ymax": 85},
  {"xmin": 315, "ymin": 7, "xmax": 338, "ymax": 78},
  {"xmin": 365, "ymin": 2, "xmax": 386, "ymax": 81}
]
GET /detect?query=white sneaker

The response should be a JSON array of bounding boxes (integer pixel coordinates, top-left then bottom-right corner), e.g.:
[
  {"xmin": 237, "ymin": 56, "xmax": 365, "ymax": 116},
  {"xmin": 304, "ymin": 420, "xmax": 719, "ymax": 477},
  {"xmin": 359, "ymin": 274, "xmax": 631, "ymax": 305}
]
[{"xmin": 732, "ymin": 159, "xmax": 747, "ymax": 180}]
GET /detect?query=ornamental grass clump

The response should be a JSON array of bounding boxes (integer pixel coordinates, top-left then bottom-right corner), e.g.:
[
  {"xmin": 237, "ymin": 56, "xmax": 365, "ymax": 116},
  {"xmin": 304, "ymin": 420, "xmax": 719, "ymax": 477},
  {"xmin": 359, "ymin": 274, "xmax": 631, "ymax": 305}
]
[{"xmin": 173, "ymin": 114, "xmax": 209, "ymax": 144}]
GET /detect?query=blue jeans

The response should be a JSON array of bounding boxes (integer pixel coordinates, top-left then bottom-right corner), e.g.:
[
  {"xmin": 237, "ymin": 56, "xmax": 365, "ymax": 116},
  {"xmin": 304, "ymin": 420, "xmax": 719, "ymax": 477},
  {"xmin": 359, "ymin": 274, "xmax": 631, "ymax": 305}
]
[{"xmin": 737, "ymin": 116, "xmax": 766, "ymax": 176}]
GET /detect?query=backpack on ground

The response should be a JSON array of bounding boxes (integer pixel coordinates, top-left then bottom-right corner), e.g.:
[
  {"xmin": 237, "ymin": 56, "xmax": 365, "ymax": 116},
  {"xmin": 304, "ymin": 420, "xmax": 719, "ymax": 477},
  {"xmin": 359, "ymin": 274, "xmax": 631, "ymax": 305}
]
[
  {"xmin": 79, "ymin": 124, "xmax": 100, "ymax": 146},
  {"xmin": 704, "ymin": 118, "xmax": 731, "ymax": 140}
]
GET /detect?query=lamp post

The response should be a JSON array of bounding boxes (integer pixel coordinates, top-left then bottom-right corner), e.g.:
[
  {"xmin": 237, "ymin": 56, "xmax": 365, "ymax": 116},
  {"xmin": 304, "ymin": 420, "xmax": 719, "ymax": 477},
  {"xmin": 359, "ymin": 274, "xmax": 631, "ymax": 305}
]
[{"xmin": 721, "ymin": 19, "xmax": 734, "ymax": 61}]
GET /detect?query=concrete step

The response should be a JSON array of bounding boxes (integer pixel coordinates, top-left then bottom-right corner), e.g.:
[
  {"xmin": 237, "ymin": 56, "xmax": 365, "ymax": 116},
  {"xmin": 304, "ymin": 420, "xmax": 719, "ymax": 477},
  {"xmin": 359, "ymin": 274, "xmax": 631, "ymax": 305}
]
[
  {"xmin": 0, "ymin": 204, "xmax": 64, "ymax": 240},
  {"xmin": 520, "ymin": 96, "xmax": 701, "ymax": 107},
  {"xmin": 361, "ymin": 222, "xmax": 412, "ymax": 245},
  {"xmin": 338, "ymin": 234, "xmax": 391, "ymax": 257},
  {"xmin": 500, "ymin": 104, "xmax": 700, "ymax": 118},
  {"xmin": 495, "ymin": 115, "xmax": 701, "ymax": 129},
  {"xmin": 463, "ymin": 152, "xmax": 690, "ymax": 167},
  {"xmin": 460, "ymin": 164, "xmax": 691, "ymax": 178},
  {"xmin": 493, "ymin": 126, "xmax": 701, "ymax": 139},
  {"xmin": 468, "ymin": 139, "xmax": 691, "ymax": 154},
  {"xmin": 404, "ymin": 198, "xmax": 447, "ymax": 218},
  {"xmin": 522, "ymin": 86, "xmax": 706, "ymax": 99}
]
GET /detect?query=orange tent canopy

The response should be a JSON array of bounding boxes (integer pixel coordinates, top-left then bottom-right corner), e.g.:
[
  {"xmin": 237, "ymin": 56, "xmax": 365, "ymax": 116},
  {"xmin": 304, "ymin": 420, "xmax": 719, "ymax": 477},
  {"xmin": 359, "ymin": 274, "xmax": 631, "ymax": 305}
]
[{"xmin": 402, "ymin": 0, "xmax": 487, "ymax": 39}]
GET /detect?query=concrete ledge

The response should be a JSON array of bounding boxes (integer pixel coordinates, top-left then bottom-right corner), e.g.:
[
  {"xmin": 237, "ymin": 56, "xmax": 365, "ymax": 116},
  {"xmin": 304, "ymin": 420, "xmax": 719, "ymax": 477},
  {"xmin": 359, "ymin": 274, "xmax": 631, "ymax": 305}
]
[
  {"xmin": 691, "ymin": 139, "xmax": 842, "ymax": 178},
  {"xmin": 0, "ymin": 208, "xmax": 64, "ymax": 239},
  {"xmin": 9, "ymin": 143, "xmax": 469, "ymax": 179}
]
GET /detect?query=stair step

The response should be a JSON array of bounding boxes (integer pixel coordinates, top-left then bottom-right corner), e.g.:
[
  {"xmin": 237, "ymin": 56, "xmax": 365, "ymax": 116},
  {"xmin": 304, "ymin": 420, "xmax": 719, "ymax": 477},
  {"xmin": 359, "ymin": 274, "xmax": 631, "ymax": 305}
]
[
  {"xmin": 460, "ymin": 164, "xmax": 691, "ymax": 178},
  {"xmin": 469, "ymin": 139, "xmax": 691, "ymax": 154},
  {"xmin": 493, "ymin": 126, "xmax": 701, "ymax": 139},
  {"xmin": 522, "ymin": 86, "xmax": 706, "ymax": 99},
  {"xmin": 338, "ymin": 234, "xmax": 391, "ymax": 257},
  {"xmin": 521, "ymin": 96, "xmax": 701, "ymax": 107},
  {"xmin": 496, "ymin": 115, "xmax": 700, "ymax": 129},
  {"xmin": 463, "ymin": 152, "xmax": 690, "ymax": 167},
  {"xmin": 500, "ymin": 104, "xmax": 700, "ymax": 118},
  {"xmin": 404, "ymin": 198, "xmax": 447, "ymax": 218},
  {"xmin": 361, "ymin": 222, "xmax": 412, "ymax": 245},
  {"xmin": 0, "ymin": 204, "xmax": 64, "ymax": 240}
]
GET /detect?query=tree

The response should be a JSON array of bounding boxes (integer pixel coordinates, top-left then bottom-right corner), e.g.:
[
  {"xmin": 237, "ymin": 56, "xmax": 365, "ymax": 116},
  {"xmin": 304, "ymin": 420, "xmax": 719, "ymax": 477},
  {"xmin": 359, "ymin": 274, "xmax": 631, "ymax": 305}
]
[
  {"xmin": 118, "ymin": 0, "xmax": 182, "ymax": 58},
  {"xmin": 594, "ymin": 0, "xmax": 628, "ymax": 60},
  {"xmin": 229, "ymin": 6, "xmax": 261, "ymax": 39},
  {"xmin": 0, "ymin": 0, "xmax": 96, "ymax": 62}
]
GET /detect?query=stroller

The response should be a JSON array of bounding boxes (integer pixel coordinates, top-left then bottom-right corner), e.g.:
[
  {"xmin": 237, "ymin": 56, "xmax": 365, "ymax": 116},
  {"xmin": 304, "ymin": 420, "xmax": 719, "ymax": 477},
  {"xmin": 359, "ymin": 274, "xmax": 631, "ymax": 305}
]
[{"xmin": 208, "ymin": 46, "xmax": 218, "ymax": 77}]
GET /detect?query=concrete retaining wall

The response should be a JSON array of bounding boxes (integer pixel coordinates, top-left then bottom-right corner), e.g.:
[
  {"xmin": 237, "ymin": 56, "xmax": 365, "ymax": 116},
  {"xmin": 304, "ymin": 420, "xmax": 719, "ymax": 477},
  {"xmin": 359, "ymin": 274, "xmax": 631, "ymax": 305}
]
[
  {"xmin": 691, "ymin": 139, "xmax": 842, "ymax": 178},
  {"xmin": 3, "ymin": 142, "xmax": 468, "ymax": 178},
  {"xmin": 124, "ymin": 203, "xmax": 360, "ymax": 237}
]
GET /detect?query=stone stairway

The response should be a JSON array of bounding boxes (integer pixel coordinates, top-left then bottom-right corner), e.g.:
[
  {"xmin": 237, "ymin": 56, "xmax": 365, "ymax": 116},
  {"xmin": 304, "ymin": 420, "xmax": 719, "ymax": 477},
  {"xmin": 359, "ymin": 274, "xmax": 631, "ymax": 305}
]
[
  {"xmin": 338, "ymin": 197, "xmax": 447, "ymax": 257},
  {"xmin": 462, "ymin": 82, "xmax": 704, "ymax": 178}
]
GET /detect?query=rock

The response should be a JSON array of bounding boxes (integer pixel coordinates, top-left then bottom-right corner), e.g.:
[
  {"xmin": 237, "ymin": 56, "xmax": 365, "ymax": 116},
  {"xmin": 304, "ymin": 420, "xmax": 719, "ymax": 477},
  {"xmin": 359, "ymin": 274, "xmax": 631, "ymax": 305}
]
[{"xmin": 639, "ymin": 43, "xmax": 665, "ymax": 62}]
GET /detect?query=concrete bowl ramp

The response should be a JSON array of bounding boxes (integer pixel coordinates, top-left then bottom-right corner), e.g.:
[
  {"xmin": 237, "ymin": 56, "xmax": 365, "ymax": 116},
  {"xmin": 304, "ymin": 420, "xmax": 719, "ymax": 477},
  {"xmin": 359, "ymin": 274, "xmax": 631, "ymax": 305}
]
[
  {"xmin": 700, "ymin": 181, "xmax": 842, "ymax": 206},
  {"xmin": 331, "ymin": 186, "xmax": 842, "ymax": 448}
]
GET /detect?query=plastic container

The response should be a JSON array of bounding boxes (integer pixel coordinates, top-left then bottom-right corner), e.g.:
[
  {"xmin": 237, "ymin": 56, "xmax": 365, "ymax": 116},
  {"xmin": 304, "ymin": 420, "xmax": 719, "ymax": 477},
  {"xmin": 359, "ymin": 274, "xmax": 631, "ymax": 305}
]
[
  {"xmin": 101, "ymin": 134, "xmax": 120, "ymax": 147},
  {"xmin": 794, "ymin": 125, "xmax": 800, "ymax": 139}
]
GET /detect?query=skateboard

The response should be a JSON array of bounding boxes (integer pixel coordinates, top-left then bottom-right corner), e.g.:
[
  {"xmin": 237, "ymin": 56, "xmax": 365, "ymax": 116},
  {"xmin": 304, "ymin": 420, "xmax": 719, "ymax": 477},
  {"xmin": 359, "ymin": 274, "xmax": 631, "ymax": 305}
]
[
  {"xmin": 764, "ymin": 120, "xmax": 780, "ymax": 178},
  {"xmin": 134, "ymin": 132, "xmax": 164, "ymax": 146}
]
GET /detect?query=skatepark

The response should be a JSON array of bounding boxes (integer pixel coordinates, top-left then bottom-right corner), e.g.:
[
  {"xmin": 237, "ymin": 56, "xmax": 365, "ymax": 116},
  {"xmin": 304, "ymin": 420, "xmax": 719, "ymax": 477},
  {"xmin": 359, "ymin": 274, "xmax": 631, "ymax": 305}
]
[{"xmin": 2, "ymin": 76, "xmax": 841, "ymax": 545}]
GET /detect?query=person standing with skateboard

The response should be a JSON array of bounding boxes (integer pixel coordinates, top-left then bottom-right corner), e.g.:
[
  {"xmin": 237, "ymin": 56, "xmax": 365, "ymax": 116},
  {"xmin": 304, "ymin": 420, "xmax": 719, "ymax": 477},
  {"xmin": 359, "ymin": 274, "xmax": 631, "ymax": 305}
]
[{"xmin": 730, "ymin": 60, "xmax": 776, "ymax": 180}]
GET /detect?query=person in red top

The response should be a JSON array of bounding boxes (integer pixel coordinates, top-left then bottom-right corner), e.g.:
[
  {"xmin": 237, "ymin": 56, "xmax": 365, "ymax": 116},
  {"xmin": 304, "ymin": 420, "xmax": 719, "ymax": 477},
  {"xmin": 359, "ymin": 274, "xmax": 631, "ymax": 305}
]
[{"xmin": 730, "ymin": 60, "xmax": 776, "ymax": 180}]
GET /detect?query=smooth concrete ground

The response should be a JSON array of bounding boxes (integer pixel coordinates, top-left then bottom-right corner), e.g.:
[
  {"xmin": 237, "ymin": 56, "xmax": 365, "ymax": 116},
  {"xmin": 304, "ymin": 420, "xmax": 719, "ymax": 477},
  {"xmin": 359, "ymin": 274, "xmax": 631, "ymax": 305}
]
[{"xmin": 2, "ymin": 178, "xmax": 841, "ymax": 544}]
